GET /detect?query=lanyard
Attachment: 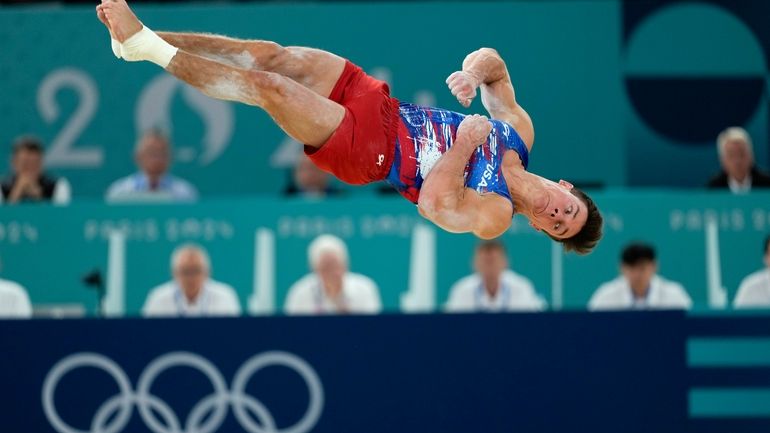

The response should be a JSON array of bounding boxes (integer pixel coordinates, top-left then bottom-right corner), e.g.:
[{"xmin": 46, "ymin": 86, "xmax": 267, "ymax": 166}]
[
  {"xmin": 133, "ymin": 173, "xmax": 171, "ymax": 191},
  {"xmin": 174, "ymin": 284, "xmax": 210, "ymax": 316},
  {"xmin": 313, "ymin": 283, "xmax": 325, "ymax": 313},
  {"xmin": 475, "ymin": 281, "xmax": 511, "ymax": 312},
  {"xmin": 313, "ymin": 281, "xmax": 347, "ymax": 314},
  {"xmin": 631, "ymin": 283, "xmax": 652, "ymax": 309}
]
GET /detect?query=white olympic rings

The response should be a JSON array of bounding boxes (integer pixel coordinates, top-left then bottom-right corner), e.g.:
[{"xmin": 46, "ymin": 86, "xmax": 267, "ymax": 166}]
[{"xmin": 42, "ymin": 351, "xmax": 324, "ymax": 433}]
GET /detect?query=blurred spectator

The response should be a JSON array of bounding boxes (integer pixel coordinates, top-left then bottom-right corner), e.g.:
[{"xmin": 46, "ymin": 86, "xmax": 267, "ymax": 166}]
[
  {"xmin": 707, "ymin": 127, "xmax": 770, "ymax": 193},
  {"xmin": 284, "ymin": 154, "xmax": 341, "ymax": 198},
  {"xmin": 0, "ymin": 136, "xmax": 70, "ymax": 205},
  {"xmin": 589, "ymin": 242, "xmax": 691, "ymax": 310},
  {"xmin": 285, "ymin": 234, "xmax": 381, "ymax": 314},
  {"xmin": 734, "ymin": 235, "xmax": 770, "ymax": 308},
  {"xmin": 142, "ymin": 243, "xmax": 240, "ymax": 317},
  {"xmin": 445, "ymin": 240, "xmax": 545, "ymax": 312},
  {"xmin": 106, "ymin": 130, "xmax": 198, "ymax": 202},
  {"xmin": 0, "ymin": 257, "xmax": 32, "ymax": 318}
]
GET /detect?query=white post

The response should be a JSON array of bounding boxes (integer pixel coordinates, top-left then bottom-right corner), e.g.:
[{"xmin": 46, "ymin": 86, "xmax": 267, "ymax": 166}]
[
  {"xmin": 551, "ymin": 241, "xmax": 563, "ymax": 311},
  {"xmin": 249, "ymin": 228, "xmax": 276, "ymax": 315},
  {"xmin": 104, "ymin": 229, "xmax": 126, "ymax": 317},
  {"xmin": 400, "ymin": 223, "xmax": 436, "ymax": 313},
  {"xmin": 705, "ymin": 215, "xmax": 728, "ymax": 309}
]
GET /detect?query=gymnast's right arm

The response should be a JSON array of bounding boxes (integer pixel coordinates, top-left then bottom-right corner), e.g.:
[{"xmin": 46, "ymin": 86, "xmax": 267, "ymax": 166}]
[{"xmin": 417, "ymin": 115, "xmax": 513, "ymax": 240}]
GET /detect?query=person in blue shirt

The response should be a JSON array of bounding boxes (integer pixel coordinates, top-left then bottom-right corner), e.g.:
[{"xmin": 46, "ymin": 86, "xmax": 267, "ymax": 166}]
[{"xmin": 106, "ymin": 129, "xmax": 198, "ymax": 203}]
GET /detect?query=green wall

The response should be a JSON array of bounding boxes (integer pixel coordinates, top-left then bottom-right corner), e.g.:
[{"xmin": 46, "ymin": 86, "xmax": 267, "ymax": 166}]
[{"xmin": 0, "ymin": 192, "xmax": 767, "ymax": 315}]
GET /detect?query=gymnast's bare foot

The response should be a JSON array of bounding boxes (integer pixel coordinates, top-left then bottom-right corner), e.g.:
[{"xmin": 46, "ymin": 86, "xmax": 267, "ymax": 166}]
[
  {"xmin": 100, "ymin": 0, "xmax": 143, "ymax": 43},
  {"xmin": 95, "ymin": 3, "xmax": 116, "ymax": 40}
]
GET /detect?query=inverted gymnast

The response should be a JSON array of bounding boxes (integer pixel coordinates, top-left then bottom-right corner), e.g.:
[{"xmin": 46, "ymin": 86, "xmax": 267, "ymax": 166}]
[{"xmin": 97, "ymin": 0, "xmax": 602, "ymax": 254}]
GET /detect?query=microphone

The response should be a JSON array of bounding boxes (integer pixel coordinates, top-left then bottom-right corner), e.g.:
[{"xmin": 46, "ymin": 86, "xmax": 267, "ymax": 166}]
[{"xmin": 82, "ymin": 269, "xmax": 105, "ymax": 317}]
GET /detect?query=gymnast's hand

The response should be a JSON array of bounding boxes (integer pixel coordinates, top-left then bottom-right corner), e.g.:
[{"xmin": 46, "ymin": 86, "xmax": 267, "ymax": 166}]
[
  {"xmin": 446, "ymin": 70, "xmax": 481, "ymax": 108},
  {"xmin": 456, "ymin": 114, "xmax": 493, "ymax": 147}
]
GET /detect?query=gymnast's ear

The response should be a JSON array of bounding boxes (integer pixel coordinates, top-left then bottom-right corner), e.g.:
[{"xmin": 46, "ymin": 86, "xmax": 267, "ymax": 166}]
[
  {"xmin": 528, "ymin": 220, "xmax": 542, "ymax": 231},
  {"xmin": 558, "ymin": 179, "xmax": 574, "ymax": 190}
]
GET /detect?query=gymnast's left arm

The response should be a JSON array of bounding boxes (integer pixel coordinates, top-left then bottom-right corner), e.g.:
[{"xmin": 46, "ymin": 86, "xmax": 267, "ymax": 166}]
[
  {"xmin": 417, "ymin": 115, "xmax": 512, "ymax": 239},
  {"xmin": 446, "ymin": 48, "xmax": 534, "ymax": 149}
]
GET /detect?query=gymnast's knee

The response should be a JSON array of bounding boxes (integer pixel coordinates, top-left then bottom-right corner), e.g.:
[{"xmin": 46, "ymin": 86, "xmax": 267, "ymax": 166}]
[
  {"xmin": 271, "ymin": 46, "xmax": 316, "ymax": 74},
  {"xmin": 248, "ymin": 71, "xmax": 288, "ymax": 96},
  {"xmin": 246, "ymin": 70, "xmax": 289, "ymax": 103},
  {"xmin": 247, "ymin": 41, "xmax": 287, "ymax": 68}
]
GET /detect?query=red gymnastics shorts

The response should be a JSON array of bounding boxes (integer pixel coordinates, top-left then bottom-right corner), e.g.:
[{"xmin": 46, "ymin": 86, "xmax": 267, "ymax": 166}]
[{"xmin": 304, "ymin": 60, "xmax": 400, "ymax": 185}]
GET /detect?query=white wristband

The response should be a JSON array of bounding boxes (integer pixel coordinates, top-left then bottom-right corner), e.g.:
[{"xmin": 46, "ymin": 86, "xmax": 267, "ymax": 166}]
[{"xmin": 120, "ymin": 25, "xmax": 178, "ymax": 68}]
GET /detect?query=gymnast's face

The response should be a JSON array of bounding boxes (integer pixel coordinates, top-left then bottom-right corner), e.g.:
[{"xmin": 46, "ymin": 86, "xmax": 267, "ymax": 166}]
[{"xmin": 528, "ymin": 180, "xmax": 587, "ymax": 239}]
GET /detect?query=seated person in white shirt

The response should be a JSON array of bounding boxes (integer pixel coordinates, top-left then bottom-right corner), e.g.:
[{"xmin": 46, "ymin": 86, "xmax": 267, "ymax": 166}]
[
  {"xmin": 734, "ymin": 235, "xmax": 770, "ymax": 308},
  {"xmin": 284, "ymin": 234, "xmax": 382, "ymax": 315},
  {"xmin": 445, "ymin": 240, "xmax": 545, "ymax": 313},
  {"xmin": 589, "ymin": 242, "xmax": 692, "ymax": 311},
  {"xmin": 142, "ymin": 243, "xmax": 240, "ymax": 317},
  {"xmin": 105, "ymin": 129, "xmax": 198, "ymax": 202},
  {"xmin": 0, "ymin": 258, "xmax": 32, "ymax": 318}
]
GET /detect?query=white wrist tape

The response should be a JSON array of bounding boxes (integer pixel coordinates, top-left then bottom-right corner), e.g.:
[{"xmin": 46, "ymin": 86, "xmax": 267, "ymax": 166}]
[
  {"xmin": 119, "ymin": 25, "xmax": 178, "ymax": 68},
  {"xmin": 110, "ymin": 39, "xmax": 122, "ymax": 59}
]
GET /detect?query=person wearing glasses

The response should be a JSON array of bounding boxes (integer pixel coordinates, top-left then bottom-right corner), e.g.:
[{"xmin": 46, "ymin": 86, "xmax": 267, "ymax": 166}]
[{"xmin": 142, "ymin": 244, "xmax": 240, "ymax": 317}]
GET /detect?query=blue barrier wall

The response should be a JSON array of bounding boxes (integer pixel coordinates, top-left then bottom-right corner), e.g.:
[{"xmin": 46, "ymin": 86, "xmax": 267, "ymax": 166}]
[
  {"xmin": 0, "ymin": 312, "xmax": 689, "ymax": 433},
  {"xmin": 0, "ymin": 192, "xmax": 768, "ymax": 314},
  {"xmin": 2, "ymin": 312, "xmax": 769, "ymax": 432}
]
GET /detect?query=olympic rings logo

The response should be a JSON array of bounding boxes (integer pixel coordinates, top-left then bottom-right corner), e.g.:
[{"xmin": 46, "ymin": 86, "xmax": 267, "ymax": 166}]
[{"xmin": 41, "ymin": 351, "xmax": 324, "ymax": 433}]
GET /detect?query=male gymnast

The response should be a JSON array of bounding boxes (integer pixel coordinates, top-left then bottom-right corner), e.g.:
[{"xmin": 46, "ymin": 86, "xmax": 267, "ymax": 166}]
[{"xmin": 97, "ymin": 0, "xmax": 602, "ymax": 254}]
